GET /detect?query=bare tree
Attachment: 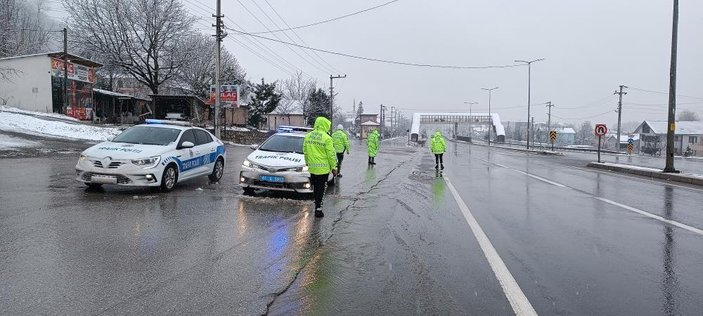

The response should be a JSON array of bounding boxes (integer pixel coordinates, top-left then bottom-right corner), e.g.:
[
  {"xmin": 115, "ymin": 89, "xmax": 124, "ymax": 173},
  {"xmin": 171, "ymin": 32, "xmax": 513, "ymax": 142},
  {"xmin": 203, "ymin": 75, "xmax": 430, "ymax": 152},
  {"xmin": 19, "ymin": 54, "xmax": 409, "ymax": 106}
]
[
  {"xmin": 1, "ymin": 0, "xmax": 59, "ymax": 58},
  {"xmin": 678, "ymin": 110, "xmax": 700, "ymax": 121},
  {"xmin": 175, "ymin": 33, "xmax": 246, "ymax": 98},
  {"xmin": 63, "ymin": 0, "xmax": 196, "ymax": 94},
  {"xmin": 280, "ymin": 71, "xmax": 316, "ymax": 124}
]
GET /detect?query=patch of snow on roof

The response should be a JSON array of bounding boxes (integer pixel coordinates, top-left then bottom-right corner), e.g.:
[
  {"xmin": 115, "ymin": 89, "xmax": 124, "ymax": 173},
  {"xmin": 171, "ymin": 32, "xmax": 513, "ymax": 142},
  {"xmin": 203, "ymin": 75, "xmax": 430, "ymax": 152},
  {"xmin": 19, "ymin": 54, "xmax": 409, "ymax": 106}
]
[{"xmin": 1, "ymin": 106, "xmax": 79, "ymax": 122}]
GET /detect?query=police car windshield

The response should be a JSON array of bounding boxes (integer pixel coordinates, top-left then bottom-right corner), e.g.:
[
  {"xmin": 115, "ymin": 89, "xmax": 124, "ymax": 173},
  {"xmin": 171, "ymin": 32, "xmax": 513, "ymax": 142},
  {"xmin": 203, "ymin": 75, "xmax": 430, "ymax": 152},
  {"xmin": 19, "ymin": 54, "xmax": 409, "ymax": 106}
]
[
  {"xmin": 112, "ymin": 126, "xmax": 181, "ymax": 146},
  {"xmin": 259, "ymin": 134, "xmax": 304, "ymax": 154}
]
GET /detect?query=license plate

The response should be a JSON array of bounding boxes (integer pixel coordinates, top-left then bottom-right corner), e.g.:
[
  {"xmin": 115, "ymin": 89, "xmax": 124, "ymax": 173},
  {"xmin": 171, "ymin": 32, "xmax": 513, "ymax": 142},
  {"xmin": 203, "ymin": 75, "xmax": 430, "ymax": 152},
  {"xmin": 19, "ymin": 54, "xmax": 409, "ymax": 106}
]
[
  {"xmin": 91, "ymin": 174, "xmax": 117, "ymax": 184},
  {"xmin": 260, "ymin": 175, "xmax": 285, "ymax": 183}
]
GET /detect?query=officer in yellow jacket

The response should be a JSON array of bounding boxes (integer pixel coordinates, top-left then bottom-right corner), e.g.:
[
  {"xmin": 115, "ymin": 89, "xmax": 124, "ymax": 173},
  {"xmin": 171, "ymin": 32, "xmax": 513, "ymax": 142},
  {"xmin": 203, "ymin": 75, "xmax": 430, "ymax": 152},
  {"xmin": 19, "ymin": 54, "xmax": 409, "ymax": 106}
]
[
  {"xmin": 331, "ymin": 124, "xmax": 350, "ymax": 177},
  {"xmin": 430, "ymin": 130, "xmax": 446, "ymax": 170},
  {"xmin": 303, "ymin": 117, "xmax": 338, "ymax": 218}
]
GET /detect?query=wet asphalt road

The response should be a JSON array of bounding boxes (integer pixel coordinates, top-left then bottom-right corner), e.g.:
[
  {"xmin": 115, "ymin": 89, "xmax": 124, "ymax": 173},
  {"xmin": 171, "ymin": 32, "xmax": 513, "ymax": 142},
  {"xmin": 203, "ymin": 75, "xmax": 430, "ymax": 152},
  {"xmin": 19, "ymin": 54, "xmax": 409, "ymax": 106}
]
[{"xmin": 1, "ymin": 137, "xmax": 703, "ymax": 315}]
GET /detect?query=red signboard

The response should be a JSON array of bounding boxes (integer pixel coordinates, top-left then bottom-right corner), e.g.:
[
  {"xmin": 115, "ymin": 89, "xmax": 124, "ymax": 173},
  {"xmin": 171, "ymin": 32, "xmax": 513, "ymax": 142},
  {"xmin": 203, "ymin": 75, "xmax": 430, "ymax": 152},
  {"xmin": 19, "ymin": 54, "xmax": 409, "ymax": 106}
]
[
  {"xmin": 594, "ymin": 124, "xmax": 608, "ymax": 137},
  {"xmin": 209, "ymin": 85, "xmax": 239, "ymax": 107}
]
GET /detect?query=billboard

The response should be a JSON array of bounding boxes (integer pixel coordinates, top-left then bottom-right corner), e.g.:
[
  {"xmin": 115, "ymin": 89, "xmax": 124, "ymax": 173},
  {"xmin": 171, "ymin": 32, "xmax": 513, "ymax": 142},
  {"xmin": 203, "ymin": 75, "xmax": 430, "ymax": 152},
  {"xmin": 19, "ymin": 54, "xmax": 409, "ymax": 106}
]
[
  {"xmin": 50, "ymin": 58, "xmax": 96, "ymax": 84},
  {"xmin": 209, "ymin": 85, "xmax": 239, "ymax": 108}
]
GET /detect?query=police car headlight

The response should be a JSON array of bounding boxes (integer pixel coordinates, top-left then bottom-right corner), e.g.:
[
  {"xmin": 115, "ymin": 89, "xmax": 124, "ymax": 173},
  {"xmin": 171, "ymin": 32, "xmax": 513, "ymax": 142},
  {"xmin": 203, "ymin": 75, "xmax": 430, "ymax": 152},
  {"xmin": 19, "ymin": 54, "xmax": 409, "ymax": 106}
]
[
  {"xmin": 79, "ymin": 154, "xmax": 87, "ymax": 161},
  {"xmin": 296, "ymin": 165, "xmax": 308, "ymax": 172},
  {"xmin": 131, "ymin": 156, "xmax": 160, "ymax": 168},
  {"xmin": 242, "ymin": 159, "xmax": 252, "ymax": 167}
]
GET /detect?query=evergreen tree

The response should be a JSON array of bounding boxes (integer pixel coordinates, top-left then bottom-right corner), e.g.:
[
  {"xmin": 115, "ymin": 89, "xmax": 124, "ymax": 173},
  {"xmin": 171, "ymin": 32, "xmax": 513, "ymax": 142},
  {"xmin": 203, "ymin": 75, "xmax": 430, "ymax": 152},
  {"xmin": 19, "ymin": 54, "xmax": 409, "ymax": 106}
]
[
  {"xmin": 247, "ymin": 79, "xmax": 281, "ymax": 127},
  {"xmin": 305, "ymin": 88, "xmax": 330, "ymax": 125},
  {"xmin": 355, "ymin": 101, "xmax": 364, "ymax": 128}
]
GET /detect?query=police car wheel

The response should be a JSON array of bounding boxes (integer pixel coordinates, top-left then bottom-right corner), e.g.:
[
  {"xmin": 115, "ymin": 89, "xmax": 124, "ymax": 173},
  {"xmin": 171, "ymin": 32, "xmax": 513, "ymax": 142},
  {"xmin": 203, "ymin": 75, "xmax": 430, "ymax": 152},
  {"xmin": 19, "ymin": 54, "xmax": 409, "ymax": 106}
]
[
  {"xmin": 208, "ymin": 158, "xmax": 224, "ymax": 182},
  {"xmin": 161, "ymin": 164, "xmax": 178, "ymax": 192}
]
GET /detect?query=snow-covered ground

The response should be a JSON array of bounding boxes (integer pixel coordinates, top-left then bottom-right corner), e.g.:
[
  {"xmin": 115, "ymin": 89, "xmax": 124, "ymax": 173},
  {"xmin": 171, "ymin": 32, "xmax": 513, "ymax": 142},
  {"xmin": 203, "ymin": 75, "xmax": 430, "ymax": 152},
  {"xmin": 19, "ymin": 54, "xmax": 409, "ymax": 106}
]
[
  {"xmin": 0, "ymin": 134, "xmax": 40, "ymax": 150},
  {"xmin": 0, "ymin": 107, "xmax": 121, "ymax": 142},
  {"xmin": 0, "ymin": 106, "xmax": 79, "ymax": 122}
]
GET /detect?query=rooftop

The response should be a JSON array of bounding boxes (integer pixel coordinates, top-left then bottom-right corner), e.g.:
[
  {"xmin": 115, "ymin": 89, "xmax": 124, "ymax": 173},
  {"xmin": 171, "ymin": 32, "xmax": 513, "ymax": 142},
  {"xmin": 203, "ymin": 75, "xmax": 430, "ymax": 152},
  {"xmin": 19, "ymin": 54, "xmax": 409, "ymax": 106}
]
[{"xmin": 0, "ymin": 52, "xmax": 103, "ymax": 68}]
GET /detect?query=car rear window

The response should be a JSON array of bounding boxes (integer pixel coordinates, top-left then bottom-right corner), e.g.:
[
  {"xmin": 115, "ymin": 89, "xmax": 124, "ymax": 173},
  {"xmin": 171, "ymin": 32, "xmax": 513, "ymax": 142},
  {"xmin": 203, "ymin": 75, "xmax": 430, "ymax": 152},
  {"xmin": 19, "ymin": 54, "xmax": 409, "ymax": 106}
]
[
  {"xmin": 112, "ymin": 126, "xmax": 181, "ymax": 146},
  {"xmin": 259, "ymin": 135, "xmax": 304, "ymax": 154},
  {"xmin": 194, "ymin": 129, "xmax": 213, "ymax": 145}
]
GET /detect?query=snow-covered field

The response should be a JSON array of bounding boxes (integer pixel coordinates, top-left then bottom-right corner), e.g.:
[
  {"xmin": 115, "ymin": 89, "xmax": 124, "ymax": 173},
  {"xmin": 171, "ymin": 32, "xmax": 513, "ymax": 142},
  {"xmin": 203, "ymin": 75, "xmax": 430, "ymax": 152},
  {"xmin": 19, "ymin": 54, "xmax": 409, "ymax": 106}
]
[{"xmin": 0, "ymin": 107, "xmax": 121, "ymax": 142}]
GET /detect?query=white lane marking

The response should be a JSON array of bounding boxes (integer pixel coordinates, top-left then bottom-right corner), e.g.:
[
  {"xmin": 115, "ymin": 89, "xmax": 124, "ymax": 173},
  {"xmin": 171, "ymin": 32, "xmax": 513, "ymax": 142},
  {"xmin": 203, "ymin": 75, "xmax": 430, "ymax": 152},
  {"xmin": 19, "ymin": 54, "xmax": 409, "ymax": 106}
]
[
  {"xmin": 444, "ymin": 176, "xmax": 538, "ymax": 316},
  {"xmin": 595, "ymin": 197, "xmax": 703, "ymax": 237},
  {"xmin": 487, "ymin": 159, "xmax": 566, "ymax": 188}
]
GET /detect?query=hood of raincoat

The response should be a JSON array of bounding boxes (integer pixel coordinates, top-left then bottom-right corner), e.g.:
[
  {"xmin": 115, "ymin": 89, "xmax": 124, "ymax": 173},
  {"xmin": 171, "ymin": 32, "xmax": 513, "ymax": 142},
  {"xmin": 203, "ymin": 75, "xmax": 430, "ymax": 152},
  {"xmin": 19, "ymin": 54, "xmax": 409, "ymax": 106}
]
[
  {"xmin": 313, "ymin": 117, "xmax": 331, "ymax": 133},
  {"xmin": 433, "ymin": 131, "xmax": 442, "ymax": 138}
]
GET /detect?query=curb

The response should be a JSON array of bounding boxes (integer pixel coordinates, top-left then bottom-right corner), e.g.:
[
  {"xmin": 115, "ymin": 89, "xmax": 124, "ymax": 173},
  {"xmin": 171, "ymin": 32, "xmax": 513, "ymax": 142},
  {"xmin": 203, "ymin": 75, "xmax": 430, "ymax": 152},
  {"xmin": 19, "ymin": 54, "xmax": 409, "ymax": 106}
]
[
  {"xmin": 452, "ymin": 139, "xmax": 562, "ymax": 156},
  {"xmin": 587, "ymin": 162, "xmax": 703, "ymax": 186}
]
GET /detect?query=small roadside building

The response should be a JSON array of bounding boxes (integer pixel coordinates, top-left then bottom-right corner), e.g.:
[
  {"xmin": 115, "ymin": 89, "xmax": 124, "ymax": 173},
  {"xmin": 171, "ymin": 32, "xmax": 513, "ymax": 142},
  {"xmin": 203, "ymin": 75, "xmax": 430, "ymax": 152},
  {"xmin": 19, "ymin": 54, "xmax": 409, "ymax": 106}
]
[
  {"xmin": 361, "ymin": 120, "xmax": 380, "ymax": 139},
  {"xmin": 150, "ymin": 94, "xmax": 209, "ymax": 123},
  {"xmin": 0, "ymin": 52, "xmax": 102, "ymax": 120},
  {"xmin": 635, "ymin": 120, "xmax": 703, "ymax": 156},
  {"xmin": 93, "ymin": 89, "xmax": 152, "ymax": 124},
  {"xmin": 555, "ymin": 127, "xmax": 576, "ymax": 145}
]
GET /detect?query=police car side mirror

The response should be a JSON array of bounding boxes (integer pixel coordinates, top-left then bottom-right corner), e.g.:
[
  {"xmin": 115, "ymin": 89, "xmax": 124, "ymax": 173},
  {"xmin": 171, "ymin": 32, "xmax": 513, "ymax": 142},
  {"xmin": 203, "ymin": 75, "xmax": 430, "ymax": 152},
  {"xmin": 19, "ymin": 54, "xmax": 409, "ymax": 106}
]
[
  {"xmin": 180, "ymin": 141, "xmax": 195, "ymax": 149},
  {"xmin": 249, "ymin": 144, "xmax": 259, "ymax": 150}
]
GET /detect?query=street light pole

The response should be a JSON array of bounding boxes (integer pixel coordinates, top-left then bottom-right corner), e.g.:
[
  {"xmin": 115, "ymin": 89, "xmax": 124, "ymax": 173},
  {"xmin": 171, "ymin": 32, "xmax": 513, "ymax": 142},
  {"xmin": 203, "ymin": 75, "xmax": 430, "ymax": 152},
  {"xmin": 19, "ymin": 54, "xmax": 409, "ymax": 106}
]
[
  {"xmin": 464, "ymin": 101, "xmax": 477, "ymax": 140},
  {"xmin": 515, "ymin": 58, "xmax": 545, "ymax": 149},
  {"xmin": 482, "ymin": 87, "xmax": 499, "ymax": 146}
]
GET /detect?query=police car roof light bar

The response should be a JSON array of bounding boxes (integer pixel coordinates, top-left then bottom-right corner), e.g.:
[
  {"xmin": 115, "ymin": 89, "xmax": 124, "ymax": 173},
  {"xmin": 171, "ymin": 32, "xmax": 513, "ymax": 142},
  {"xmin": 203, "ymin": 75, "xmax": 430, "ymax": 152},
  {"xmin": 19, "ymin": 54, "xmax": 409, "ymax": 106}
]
[
  {"xmin": 277, "ymin": 125, "xmax": 312, "ymax": 133},
  {"xmin": 145, "ymin": 119, "xmax": 192, "ymax": 127}
]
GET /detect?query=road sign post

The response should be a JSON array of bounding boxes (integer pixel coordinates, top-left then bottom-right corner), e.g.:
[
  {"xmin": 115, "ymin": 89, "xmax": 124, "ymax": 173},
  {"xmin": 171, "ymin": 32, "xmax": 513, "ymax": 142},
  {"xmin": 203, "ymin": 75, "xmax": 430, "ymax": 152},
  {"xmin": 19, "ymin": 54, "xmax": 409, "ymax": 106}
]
[
  {"xmin": 549, "ymin": 130, "xmax": 557, "ymax": 151},
  {"xmin": 627, "ymin": 137, "xmax": 634, "ymax": 155},
  {"xmin": 595, "ymin": 124, "xmax": 608, "ymax": 163}
]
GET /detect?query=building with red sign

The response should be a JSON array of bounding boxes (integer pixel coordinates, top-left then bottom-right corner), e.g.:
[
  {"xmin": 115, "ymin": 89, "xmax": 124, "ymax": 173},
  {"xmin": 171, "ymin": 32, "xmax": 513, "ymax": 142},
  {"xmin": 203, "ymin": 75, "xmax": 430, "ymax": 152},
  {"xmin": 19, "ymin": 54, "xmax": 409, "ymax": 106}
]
[{"xmin": 0, "ymin": 52, "xmax": 102, "ymax": 120}]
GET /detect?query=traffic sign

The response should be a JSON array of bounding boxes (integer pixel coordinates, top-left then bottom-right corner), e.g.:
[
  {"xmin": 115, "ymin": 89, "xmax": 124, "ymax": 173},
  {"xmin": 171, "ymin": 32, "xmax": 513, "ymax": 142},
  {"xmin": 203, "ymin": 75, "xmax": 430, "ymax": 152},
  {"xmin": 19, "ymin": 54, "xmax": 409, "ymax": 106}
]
[
  {"xmin": 549, "ymin": 130, "xmax": 558, "ymax": 142},
  {"xmin": 627, "ymin": 143, "xmax": 634, "ymax": 153},
  {"xmin": 594, "ymin": 124, "xmax": 608, "ymax": 137},
  {"xmin": 628, "ymin": 138, "xmax": 634, "ymax": 145}
]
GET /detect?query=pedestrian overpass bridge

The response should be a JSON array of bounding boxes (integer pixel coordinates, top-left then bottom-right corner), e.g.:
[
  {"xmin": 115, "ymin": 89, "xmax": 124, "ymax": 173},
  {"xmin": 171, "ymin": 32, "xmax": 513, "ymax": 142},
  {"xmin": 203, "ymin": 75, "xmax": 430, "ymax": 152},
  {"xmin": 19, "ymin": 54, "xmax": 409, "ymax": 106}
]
[{"xmin": 410, "ymin": 112, "xmax": 506, "ymax": 143}]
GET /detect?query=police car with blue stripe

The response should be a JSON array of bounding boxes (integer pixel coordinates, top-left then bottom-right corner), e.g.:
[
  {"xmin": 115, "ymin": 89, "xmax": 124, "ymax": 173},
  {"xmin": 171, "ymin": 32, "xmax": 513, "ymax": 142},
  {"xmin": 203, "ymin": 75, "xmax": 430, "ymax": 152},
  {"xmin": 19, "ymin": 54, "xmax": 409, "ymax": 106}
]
[{"xmin": 76, "ymin": 119, "xmax": 226, "ymax": 191}]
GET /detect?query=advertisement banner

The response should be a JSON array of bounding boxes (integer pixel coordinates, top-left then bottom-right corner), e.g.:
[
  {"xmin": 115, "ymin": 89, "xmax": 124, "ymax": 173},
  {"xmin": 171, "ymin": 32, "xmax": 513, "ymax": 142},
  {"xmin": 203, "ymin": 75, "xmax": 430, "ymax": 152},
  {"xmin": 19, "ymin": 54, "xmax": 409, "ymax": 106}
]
[
  {"xmin": 51, "ymin": 58, "xmax": 96, "ymax": 84},
  {"xmin": 209, "ymin": 85, "xmax": 239, "ymax": 108}
]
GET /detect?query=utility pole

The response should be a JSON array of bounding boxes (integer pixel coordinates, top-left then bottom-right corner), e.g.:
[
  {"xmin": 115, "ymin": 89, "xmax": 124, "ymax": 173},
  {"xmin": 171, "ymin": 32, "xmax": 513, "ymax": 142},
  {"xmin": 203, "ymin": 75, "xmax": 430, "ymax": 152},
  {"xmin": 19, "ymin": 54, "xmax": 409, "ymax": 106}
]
[
  {"xmin": 213, "ymin": 0, "xmax": 226, "ymax": 138},
  {"xmin": 546, "ymin": 101, "xmax": 555, "ymax": 132},
  {"xmin": 482, "ymin": 87, "xmax": 499, "ymax": 146},
  {"xmin": 614, "ymin": 85, "xmax": 628, "ymax": 152},
  {"xmin": 664, "ymin": 0, "xmax": 679, "ymax": 173},
  {"xmin": 515, "ymin": 58, "xmax": 545, "ymax": 149},
  {"xmin": 329, "ymin": 74, "xmax": 346, "ymax": 123},
  {"xmin": 379, "ymin": 104, "xmax": 385, "ymax": 138},
  {"xmin": 63, "ymin": 27, "xmax": 68, "ymax": 114}
]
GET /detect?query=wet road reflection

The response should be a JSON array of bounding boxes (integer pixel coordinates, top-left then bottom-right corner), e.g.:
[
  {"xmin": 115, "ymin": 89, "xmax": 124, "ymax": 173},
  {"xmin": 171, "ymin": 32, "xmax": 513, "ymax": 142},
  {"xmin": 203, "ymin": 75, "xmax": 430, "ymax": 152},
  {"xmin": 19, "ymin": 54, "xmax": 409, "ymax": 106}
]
[{"xmin": 662, "ymin": 187, "xmax": 678, "ymax": 316}]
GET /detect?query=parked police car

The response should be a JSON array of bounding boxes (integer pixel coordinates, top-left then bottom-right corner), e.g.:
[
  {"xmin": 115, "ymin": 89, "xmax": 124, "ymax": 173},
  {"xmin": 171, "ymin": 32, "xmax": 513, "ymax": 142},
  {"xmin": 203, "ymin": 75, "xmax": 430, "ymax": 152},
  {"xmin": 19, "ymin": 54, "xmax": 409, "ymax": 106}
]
[
  {"xmin": 239, "ymin": 126, "xmax": 333, "ymax": 195},
  {"xmin": 76, "ymin": 119, "xmax": 226, "ymax": 191}
]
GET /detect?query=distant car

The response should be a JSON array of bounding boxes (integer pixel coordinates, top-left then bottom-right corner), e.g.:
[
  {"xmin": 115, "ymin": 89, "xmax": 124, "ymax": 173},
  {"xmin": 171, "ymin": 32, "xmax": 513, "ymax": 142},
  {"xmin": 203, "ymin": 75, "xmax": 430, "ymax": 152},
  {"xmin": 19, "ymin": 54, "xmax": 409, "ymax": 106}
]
[
  {"xmin": 76, "ymin": 119, "xmax": 226, "ymax": 191},
  {"xmin": 239, "ymin": 126, "xmax": 333, "ymax": 195}
]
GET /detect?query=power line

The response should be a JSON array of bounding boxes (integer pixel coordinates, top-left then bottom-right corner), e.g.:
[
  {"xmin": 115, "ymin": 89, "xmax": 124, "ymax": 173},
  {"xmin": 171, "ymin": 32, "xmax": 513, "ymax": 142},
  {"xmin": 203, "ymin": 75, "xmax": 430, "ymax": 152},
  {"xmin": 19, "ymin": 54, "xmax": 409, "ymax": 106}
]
[
  {"xmin": 243, "ymin": 0, "xmax": 336, "ymax": 75},
  {"xmin": 249, "ymin": 0, "xmax": 401, "ymax": 34},
  {"xmin": 227, "ymin": 27, "xmax": 522, "ymax": 70},
  {"xmin": 261, "ymin": 0, "xmax": 342, "ymax": 74},
  {"xmin": 184, "ymin": 0, "xmax": 304, "ymax": 77},
  {"xmin": 552, "ymin": 109, "xmax": 614, "ymax": 120},
  {"xmin": 629, "ymin": 86, "xmax": 703, "ymax": 100}
]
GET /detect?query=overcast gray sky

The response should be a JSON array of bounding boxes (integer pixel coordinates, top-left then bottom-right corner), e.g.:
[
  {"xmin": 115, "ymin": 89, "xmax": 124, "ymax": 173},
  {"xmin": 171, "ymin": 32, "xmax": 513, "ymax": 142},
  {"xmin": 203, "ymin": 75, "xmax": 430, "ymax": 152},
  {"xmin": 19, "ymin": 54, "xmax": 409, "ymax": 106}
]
[{"xmin": 51, "ymin": 0, "xmax": 703, "ymax": 126}]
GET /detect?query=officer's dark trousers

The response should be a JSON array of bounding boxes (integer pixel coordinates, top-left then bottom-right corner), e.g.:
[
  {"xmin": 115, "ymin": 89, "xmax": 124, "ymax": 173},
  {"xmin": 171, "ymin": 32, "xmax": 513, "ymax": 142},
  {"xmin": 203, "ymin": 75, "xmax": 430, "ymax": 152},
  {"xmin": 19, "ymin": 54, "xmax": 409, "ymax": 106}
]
[
  {"xmin": 310, "ymin": 173, "xmax": 329, "ymax": 209},
  {"xmin": 434, "ymin": 154, "xmax": 443, "ymax": 165}
]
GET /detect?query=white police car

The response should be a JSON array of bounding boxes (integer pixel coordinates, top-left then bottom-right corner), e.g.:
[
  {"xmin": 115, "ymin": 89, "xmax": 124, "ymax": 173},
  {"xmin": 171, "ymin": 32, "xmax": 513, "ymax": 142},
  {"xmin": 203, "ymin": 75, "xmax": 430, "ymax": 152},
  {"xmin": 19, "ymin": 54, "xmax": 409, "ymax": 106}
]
[
  {"xmin": 239, "ymin": 126, "xmax": 333, "ymax": 195},
  {"xmin": 76, "ymin": 119, "xmax": 226, "ymax": 191}
]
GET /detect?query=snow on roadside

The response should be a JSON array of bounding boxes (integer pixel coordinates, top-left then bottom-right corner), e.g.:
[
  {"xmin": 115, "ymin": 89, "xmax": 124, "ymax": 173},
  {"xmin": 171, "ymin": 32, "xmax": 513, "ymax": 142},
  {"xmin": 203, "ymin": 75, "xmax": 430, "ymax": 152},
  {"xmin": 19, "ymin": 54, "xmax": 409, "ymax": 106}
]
[
  {"xmin": 0, "ymin": 111, "xmax": 121, "ymax": 142},
  {"xmin": 0, "ymin": 134, "xmax": 40, "ymax": 150},
  {"xmin": 0, "ymin": 106, "xmax": 79, "ymax": 122}
]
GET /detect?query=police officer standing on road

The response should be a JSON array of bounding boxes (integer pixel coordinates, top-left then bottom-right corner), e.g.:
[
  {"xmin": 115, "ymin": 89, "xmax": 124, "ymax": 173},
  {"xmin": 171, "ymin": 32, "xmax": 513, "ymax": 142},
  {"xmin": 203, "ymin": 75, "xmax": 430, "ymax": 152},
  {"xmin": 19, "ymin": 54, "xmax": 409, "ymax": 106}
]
[
  {"xmin": 331, "ymin": 124, "xmax": 350, "ymax": 177},
  {"xmin": 303, "ymin": 117, "xmax": 338, "ymax": 218},
  {"xmin": 367, "ymin": 129, "xmax": 379, "ymax": 165},
  {"xmin": 431, "ymin": 130, "xmax": 446, "ymax": 170}
]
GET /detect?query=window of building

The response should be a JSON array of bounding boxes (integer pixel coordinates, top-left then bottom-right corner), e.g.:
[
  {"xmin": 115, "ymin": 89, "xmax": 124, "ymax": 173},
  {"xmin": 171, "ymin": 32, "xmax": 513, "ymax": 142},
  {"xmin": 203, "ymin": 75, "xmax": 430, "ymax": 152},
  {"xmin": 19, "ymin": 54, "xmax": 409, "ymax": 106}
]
[{"xmin": 690, "ymin": 136, "xmax": 698, "ymax": 144}]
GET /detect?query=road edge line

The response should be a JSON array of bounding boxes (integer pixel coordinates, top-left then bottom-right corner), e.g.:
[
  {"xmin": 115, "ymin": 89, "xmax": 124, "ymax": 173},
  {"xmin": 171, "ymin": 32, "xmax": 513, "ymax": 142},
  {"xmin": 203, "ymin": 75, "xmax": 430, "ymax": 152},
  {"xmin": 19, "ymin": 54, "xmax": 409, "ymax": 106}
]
[
  {"xmin": 595, "ymin": 197, "xmax": 703, "ymax": 236},
  {"xmin": 444, "ymin": 176, "xmax": 538, "ymax": 316}
]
